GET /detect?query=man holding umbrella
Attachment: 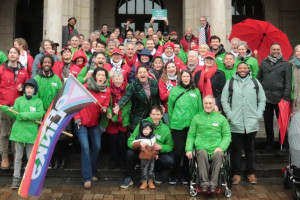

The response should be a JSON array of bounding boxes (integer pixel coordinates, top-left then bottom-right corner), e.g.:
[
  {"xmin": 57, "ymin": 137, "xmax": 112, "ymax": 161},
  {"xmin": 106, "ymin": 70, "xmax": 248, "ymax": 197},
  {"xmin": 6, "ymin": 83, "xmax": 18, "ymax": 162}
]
[{"xmin": 257, "ymin": 43, "xmax": 292, "ymax": 150}]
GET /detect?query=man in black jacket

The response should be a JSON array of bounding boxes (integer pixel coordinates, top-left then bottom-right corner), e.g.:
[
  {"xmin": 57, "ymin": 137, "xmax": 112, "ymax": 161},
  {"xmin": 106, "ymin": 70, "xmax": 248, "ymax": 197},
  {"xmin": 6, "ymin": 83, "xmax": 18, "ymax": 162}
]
[{"xmin": 257, "ymin": 43, "xmax": 292, "ymax": 149}]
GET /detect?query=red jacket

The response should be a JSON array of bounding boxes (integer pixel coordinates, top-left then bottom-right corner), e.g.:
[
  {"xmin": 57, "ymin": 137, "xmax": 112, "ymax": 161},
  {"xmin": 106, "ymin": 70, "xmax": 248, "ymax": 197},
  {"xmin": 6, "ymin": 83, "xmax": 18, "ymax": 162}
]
[
  {"xmin": 174, "ymin": 56, "xmax": 185, "ymax": 71},
  {"xmin": 72, "ymin": 50, "xmax": 87, "ymax": 69},
  {"xmin": 104, "ymin": 62, "xmax": 131, "ymax": 82},
  {"xmin": 180, "ymin": 35, "xmax": 199, "ymax": 52},
  {"xmin": 158, "ymin": 79, "xmax": 177, "ymax": 113},
  {"xmin": 181, "ymin": 64, "xmax": 202, "ymax": 77},
  {"xmin": 74, "ymin": 85, "xmax": 111, "ymax": 127},
  {"xmin": 52, "ymin": 61, "xmax": 81, "ymax": 79},
  {"xmin": 0, "ymin": 62, "xmax": 28, "ymax": 106},
  {"xmin": 26, "ymin": 54, "xmax": 34, "ymax": 78}
]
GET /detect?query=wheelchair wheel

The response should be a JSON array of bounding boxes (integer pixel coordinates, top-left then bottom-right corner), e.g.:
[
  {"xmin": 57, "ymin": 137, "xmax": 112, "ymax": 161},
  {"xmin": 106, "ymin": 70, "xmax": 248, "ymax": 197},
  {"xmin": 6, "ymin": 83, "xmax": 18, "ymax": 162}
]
[
  {"xmin": 190, "ymin": 187, "xmax": 198, "ymax": 197},
  {"xmin": 283, "ymin": 170, "xmax": 291, "ymax": 189},
  {"xmin": 293, "ymin": 187, "xmax": 300, "ymax": 200},
  {"xmin": 224, "ymin": 188, "xmax": 232, "ymax": 198}
]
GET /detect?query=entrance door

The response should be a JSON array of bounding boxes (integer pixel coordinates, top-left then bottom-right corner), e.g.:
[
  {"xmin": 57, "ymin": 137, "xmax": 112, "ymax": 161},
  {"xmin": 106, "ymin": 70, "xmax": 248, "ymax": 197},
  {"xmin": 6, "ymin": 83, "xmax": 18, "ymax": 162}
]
[
  {"xmin": 15, "ymin": 0, "xmax": 44, "ymax": 57},
  {"xmin": 116, "ymin": 0, "xmax": 165, "ymax": 35}
]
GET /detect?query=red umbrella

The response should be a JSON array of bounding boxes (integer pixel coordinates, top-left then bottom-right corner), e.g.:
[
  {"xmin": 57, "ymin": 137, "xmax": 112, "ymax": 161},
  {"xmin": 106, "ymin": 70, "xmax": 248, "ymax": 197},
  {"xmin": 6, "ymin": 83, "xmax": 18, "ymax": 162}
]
[
  {"xmin": 277, "ymin": 99, "xmax": 291, "ymax": 149},
  {"xmin": 229, "ymin": 18, "xmax": 293, "ymax": 64}
]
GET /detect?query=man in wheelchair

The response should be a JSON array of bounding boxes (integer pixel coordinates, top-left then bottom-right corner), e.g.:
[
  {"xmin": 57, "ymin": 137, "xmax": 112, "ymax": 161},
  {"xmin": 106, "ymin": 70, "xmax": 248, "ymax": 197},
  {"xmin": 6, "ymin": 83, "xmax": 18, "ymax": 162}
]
[{"xmin": 185, "ymin": 95, "xmax": 231, "ymax": 193}]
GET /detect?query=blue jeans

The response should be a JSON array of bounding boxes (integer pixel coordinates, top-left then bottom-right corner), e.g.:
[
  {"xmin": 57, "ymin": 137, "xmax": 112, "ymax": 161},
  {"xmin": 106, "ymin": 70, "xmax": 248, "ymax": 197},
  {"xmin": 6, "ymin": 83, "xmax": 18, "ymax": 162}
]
[{"xmin": 76, "ymin": 125, "xmax": 101, "ymax": 182}]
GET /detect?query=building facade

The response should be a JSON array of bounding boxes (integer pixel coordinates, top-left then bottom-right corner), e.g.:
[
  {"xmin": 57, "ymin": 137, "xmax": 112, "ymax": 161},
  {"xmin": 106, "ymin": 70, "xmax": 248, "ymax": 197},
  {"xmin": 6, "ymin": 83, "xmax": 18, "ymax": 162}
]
[{"xmin": 0, "ymin": 0, "xmax": 299, "ymax": 56}]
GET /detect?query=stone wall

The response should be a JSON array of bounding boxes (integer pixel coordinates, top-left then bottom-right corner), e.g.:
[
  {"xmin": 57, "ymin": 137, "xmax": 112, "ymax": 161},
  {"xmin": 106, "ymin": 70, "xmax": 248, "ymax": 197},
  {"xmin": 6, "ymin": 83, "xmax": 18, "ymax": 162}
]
[{"xmin": 0, "ymin": 0, "xmax": 16, "ymax": 50}]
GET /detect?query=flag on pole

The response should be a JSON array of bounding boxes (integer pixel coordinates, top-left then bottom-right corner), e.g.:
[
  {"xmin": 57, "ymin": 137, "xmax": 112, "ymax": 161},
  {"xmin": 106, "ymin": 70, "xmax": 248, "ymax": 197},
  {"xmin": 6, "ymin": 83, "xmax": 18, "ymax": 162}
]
[{"xmin": 19, "ymin": 74, "xmax": 97, "ymax": 197}]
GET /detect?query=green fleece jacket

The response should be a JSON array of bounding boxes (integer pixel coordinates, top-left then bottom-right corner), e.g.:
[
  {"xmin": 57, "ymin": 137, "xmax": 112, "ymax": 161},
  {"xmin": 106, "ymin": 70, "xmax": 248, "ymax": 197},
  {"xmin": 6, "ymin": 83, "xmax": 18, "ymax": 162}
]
[
  {"xmin": 0, "ymin": 50, "xmax": 7, "ymax": 65},
  {"xmin": 234, "ymin": 57, "xmax": 259, "ymax": 78},
  {"xmin": 168, "ymin": 85, "xmax": 203, "ymax": 130},
  {"xmin": 185, "ymin": 111, "xmax": 231, "ymax": 155},
  {"xmin": 1, "ymin": 95, "xmax": 45, "ymax": 144},
  {"xmin": 128, "ymin": 117, "xmax": 174, "ymax": 153}
]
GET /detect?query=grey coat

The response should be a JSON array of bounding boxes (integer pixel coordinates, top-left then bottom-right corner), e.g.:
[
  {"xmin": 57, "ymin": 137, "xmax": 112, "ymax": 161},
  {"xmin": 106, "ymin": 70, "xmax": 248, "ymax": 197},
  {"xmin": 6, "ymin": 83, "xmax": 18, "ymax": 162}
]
[
  {"xmin": 221, "ymin": 74, "xmax": 266, "ymax": 134},
  {"xmin": 62, "ymin": 25, "xmax": 79, "ymax": 47}
]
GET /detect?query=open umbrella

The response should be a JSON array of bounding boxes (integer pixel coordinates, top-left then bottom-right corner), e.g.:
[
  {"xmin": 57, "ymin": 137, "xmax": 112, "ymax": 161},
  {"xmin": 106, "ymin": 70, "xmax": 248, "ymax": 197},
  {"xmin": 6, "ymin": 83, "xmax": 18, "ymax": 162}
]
[
  {"xmin": 278, "ymin": 99, "xmax": 291, "ymax": 150},
  {"xmin": 229, "ymin": 18, "xmax": 293, "ymax": 64}
]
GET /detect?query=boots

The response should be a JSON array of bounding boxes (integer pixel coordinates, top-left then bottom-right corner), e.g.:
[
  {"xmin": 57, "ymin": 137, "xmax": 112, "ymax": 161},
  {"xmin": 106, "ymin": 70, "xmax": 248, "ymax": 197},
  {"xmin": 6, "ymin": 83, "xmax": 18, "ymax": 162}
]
[
  {"xmin": 1, "ymin": 156, "xmax": 9, "ymax": 170},
  {"xmin": 139, "ymin": 181, "xmax": 148, "ymax": 190},
  {"xmin": 148, "ymin": 180, "xmax": 155, "ymax": 189}
]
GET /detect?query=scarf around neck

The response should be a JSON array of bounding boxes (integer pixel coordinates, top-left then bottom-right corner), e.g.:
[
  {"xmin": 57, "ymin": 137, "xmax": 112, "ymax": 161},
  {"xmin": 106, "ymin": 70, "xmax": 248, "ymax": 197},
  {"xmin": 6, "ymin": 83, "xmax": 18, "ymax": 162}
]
[
  {"xmin": 124, "ymin": 54, "xmax": 137, "ymax": 67},
  {"xmin": 87, "ymin": 77, "xmax": 107, "ymax": 92},
  {"xmin": 19, "ymin": 51, "xmax": 28, "ymax": 68},
  {"xmin": 187, "ymin": 63, "xmax": 198, "ymax": 73},
  {"xmin": 111, "ymin": 59, "xmax": 123, "ymax": 72},
  {"xmin": 162, "ymin": 53, "xmax": 175, "ymax": 64},
  {"xmin": 198, "ymin": 64, "xmax": 217, "ymax": 98},
  {"xmin": 268, "ymin": 53, "xmax": 282, "ymax": 64},
  {"xmin": 293, "ymin": 57, "xmax": 300, "ymax": 68}
]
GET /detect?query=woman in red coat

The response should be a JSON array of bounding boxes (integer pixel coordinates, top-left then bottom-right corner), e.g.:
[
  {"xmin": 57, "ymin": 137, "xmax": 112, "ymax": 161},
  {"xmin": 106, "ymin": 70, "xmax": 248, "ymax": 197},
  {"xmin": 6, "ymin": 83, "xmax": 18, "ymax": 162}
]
[
  {"xmin": 158, "ymin": 61, "xmax": 180, "ymax": 124},
  {"xmin": 14, "ymin": 38, "xmax": 34, "ymax": 78},
  {"xmin": 74, "ymin": 68, "xmax": 111, "ymax": 189}
]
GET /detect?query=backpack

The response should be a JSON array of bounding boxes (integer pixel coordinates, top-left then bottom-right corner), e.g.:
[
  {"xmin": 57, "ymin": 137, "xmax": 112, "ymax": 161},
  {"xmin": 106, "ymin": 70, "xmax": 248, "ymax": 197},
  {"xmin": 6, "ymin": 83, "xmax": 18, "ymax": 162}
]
[{"xmin": 228, "ymin": 78, "xmax": 259, "ymax": 108}]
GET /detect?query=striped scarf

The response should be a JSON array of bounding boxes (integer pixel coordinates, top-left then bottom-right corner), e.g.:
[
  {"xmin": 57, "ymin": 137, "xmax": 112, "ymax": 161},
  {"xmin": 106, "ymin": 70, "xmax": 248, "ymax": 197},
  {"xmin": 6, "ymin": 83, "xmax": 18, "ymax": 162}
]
[
  {"xmin": 267, "ymin": 54, "xmax": 282, "ymax": 65},
  {"xmin": 199, "ymin": 26, "xmax": 206, "ymax": 45}
]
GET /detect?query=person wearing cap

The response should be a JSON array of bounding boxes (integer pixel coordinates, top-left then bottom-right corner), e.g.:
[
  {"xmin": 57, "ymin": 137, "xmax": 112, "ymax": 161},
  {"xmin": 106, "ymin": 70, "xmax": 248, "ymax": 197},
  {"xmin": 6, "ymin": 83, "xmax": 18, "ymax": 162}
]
[
  {"xmin": 173, "ymin": 40, "xmax": 187, "ymax": 65},
  {"xmin": 182, "ymin": 50, "xmax": 202, "ymax": 77},
  {"xmin": 104, "ymin": 48, "xmax": 131, "ymax": 82},
  {"xmin": 170, "ymin": 31, "xmax": 178, "ymax": 41},
  {"xmin": 129, "ymin": 49, "xmax": 153, "ymax": 83},
  {"xmin": 198, "ymin": 16, "xmax": 211, "ymax": 46},
  {"xmin": 161, "ymin": 42, "xmax": 184, "ymax": 71},
  {"xmin": 194, "ymin": 52, "xmax": 226, "ymax": 111},
  {"xmin": 62, "ymin": 17, "xmax": 78, "ymax": 47},
  {"xmin": 136, "ymin": 40, "xmax": 145, "ymax": 54},
  {"xmin": 161, "ymin": 31, "xmax": 170, "ymax": 46},
  {"xmin": 52, "ymin": 47, "xmax": 82, "ymax": 80},
  {"xmin": 221, "ymin": 62, "xmax": 266, "ymax": 185},
  {"xmin": 209, "ymin": 35, "xmax": 226, "ymax": 69},
  {"xmin": 180, "ymin": 28, "xmax": 199, "ymax": 52}
]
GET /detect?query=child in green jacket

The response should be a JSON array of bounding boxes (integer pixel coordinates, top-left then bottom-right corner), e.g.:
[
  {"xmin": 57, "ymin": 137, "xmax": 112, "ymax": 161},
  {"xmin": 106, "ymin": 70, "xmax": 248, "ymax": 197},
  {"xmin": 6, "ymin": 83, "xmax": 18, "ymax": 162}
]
[{"xmin": 0, "ymin": 79, "xmax": 44, "ymax": 189}]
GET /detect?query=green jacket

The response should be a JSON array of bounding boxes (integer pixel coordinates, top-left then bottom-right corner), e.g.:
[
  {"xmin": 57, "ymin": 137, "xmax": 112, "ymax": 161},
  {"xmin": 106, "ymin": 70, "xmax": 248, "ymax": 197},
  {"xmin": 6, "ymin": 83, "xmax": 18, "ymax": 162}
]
[
  {"xmin": 185, "ymin": 111, "xmax": 231, "ymax": 155},
  {"xmin": 177, "ymin": 45, "xmax": 187, "ymax": 65},
  {"xmin": 77, "ymin": 66, "xmax": 111, "ymax": 85},
  {"xmin": 1, "ymin": 95, "xmax": 44, "ymax": 144},
  {"xmin": 221, "ymin": 74, "xmax": 266, "ymax": 134},
  {"xmin": 168, "ymin": 85, "xmax": 203, "ymax": 130},
  {"xmin": 218, "ymin": 63, "xmax": 237, "ymax": 80},
  {"xmin": 128, "ymin": 117, "xmax": 174, "ymax": 153},
  {"xmin": 34, "ymin": 73, "xmax": 62, "ymax": 110},
  {"xmin": 0, "ymin": 50, "xmax": 7, "ymax": 65},
  {"xmin": 118, "ymin": 78, "xmax": 160, "ymax": 130},
  {"xmin": 234, "ymin": 57, "xmax": 259, "ymax": 78}
]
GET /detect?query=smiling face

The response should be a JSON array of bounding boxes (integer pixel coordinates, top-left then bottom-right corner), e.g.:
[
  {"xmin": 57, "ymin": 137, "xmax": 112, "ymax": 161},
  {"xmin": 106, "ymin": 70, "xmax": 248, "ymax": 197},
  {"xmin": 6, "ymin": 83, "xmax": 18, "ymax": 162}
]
[
  {"xmin": 199, "ymin": 45, "xmax": 209, "ymax": 56},
  {"xmin": 136, "ymin": 67, "xmax": 149, "ymax": 83},
  {"xmin": 112, "ymin": 53, "xmax": 122, "ymax": 63},
  {"xmin": 153, "ymin": 59, "xmax": 163, "ymax": 71},
  {"xmin": 203, "ymin": 96, "xmax": 215, "ymax": 113},
  {"xmin": 94, "ymin": 54, "xmax": 106, "ymax": 68},
  {"xmin": 164, "ymin": 46, "xmax": 174, "ymax": 57},
  {"xmin": 108, "ymin": 42, "xmax": 116, "ymax": 52},
  {"xmin": 62, "ymin": 50, "xmax": 72, "ymax": 60},
  {"xmin": 204, "ymin": 57, "xmax": 215, "ymax": 68},
  {"xmin": 295, "ymin": 47, "xmax": 300, "ymax": 59},
  {"xmin": 140, "ymin": 55, "xmax": 150, "ymax": 63},
  {"xmin": 42, "ymin": 57, "xmax": 52, "ymax": 72},
  {"xmin": 43, "ymin": 41, "xmax": 52, "ymax": 52},
  {"xmin": 150, "ymin": 109, "xmax": 163, "ymax": 126},
  {"xmin": 210, "ymin": 39, "xmax": 220, "ymax": 51},
  {"xmin": 181, "ymin": 71, "xmax": 191, "ymax": 86},
  {"xmin": 95, "ymin": 70, "xmax": 107, "ymax": 84},
  {"xmin": 112, "ymin": 75, "xmax": 124, "ymax": 87},
  {"xmin": 238, "ymin": 45, "xmax": 247, "ymax": 57},
  {"xmin": 8, "ymin": 48, "xmax": 20, "ymax": 62},
  {"xmin": 71, "ymin": 37, "xmax": 80, "ymax": 48},
  {"xmin": 166, "ymin": 62, "xmax": 177, "ymax": 76},
  {"xmin": 82, "ymin": 41, "xmax": 91, "ymax": 51},
  {"xmin": 76, "ymin": 57, "xmax": 84, "ymax": 66},
  {"xmin": 126, "ymin": 44, "xmax": 135, "ymax": 57},
  {"xmin": 224, "ymin": 54, "xmax": 235, "ymax": 69},
  {"xmin": 270, "ymin": 44, "xmax": 281, "ymax": 58},
  {"xmin": 188, "ymin": 51, "xmax": 198, "ymax": 66},
  {"xmin": 237, "ymin": 63, "xmax": 250, "ymax": 78},
  {"xmin": 146, "ymin": 40, "xmax": 155, "ymax": 51}
]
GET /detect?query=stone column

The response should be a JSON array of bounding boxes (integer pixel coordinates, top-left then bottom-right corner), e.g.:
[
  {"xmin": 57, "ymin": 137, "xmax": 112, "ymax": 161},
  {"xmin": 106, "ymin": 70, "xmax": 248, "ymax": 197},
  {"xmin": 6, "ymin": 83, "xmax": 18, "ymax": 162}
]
[
  {"xmin": 210, "ymin": 0, "xmax": 226, "ymax": 44},
  {"xmin": 44, "ymin": 0, "xmax": 63, "ymax": 50}
]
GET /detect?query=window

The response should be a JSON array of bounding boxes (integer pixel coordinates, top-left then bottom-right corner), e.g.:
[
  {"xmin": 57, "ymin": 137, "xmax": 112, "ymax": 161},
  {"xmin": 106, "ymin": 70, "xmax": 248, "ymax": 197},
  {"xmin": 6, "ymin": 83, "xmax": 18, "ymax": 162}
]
[
  {"xmin": 118, "ymin": 0, "xmax": 162, "ymax": 15},
  {"xmin": 232, "ymin": 0, "xmax": 264, "ymax": 24}
]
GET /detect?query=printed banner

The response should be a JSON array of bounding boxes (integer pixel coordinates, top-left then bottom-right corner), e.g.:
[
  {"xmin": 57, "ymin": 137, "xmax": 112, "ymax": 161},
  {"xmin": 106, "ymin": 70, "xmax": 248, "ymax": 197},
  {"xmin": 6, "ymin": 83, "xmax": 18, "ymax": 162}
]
[
  {"xmin": 19, "ymin": 74, "xmax": 97, "ymax": 197},
  {"xmin": 152, "ymin": 9, "xmax": 167, "ymax": 20}
]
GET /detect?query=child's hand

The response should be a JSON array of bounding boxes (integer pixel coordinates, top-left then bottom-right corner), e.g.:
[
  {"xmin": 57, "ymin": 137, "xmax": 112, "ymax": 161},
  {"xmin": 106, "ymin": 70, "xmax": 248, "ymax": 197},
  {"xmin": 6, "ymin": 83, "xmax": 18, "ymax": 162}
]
[{"xmin": 140, "ymin": 142, "xmax": 146, "ymax": 150}]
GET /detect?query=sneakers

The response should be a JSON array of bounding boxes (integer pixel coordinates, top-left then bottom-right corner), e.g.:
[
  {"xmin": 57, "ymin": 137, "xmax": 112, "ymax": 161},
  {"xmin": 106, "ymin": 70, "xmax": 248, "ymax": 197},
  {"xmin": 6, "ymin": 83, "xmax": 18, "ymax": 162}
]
[
  {"xmin": 92, "ymin": 177, "xmax": 99, "ymax": 182},
  {"xmin": 83, "ymin": 181, "xmax": 91, "ymax": 189},
  {"xmin": 181, "ymin": 177, "xmax": 189, "ymax": 185},
  {"xmin": 1, "ymin": 157, "xmax": 9, "ymax": 170},
  {"xmin": 231, "ymin": 175, "xmax": 241, "ymax": 185},
  {"xmin": 11, "ymin": 177, "xmax": 20, "ymax": 190},
  {"xmin": 154, "ymin": 173, "xmax": 162, "ymax": 185},
  {"xmin": 139, "ymin": 181, "xmax": 148, "ymax": 190},
  {"xmin": 148, "ymin": 180, "xmax": 155, "ymax": 189},
  {"xmin": 120, "ymin": 177, "xmax": 133, "ymax": 189},
  {"xmin": 247, "ymin": 174, "xmax": 257, "ymax": 184},
  {"xmin": 168, "ymin": 177, "xmax": 178, "ymax": 185}
]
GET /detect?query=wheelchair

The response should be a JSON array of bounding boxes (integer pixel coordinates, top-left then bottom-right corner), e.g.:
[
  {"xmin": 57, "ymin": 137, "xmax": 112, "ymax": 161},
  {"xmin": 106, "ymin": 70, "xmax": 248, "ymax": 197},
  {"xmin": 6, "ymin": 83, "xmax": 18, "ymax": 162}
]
[{"xmin": 188, "ymin": 149, "xmax": 232, "ymax": 198}]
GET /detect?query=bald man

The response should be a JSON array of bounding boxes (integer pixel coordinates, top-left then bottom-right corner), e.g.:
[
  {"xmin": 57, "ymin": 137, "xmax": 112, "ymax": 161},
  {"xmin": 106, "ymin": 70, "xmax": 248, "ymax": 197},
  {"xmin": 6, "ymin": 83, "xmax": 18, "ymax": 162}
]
[{"xmin": 180, "ymin": 28, "xmax": 199, "ymax": 52}]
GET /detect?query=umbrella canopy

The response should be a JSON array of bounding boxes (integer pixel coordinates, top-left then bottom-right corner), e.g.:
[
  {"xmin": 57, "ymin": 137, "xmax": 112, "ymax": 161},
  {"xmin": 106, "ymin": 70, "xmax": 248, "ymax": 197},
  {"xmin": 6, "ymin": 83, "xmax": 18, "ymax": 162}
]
[
  {"xmin": 229, "ymin": 18, "xmax": 293, "ymax": 64},
  {"xmin": 288, "ymin": 111, "xmax": 300, "ymax": 167},
  {"xmin": 278, "ymin": 99, "xmax": 291, "ymax": 148}
]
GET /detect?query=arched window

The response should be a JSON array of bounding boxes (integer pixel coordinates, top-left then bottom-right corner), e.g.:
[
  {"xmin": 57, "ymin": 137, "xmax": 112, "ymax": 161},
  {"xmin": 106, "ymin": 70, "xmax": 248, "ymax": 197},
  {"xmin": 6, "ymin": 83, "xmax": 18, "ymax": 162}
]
[
  {"xmin": 232, "ymin": 0, "xmax": 264, "ymax": 24},
  {"xmin": 116, "ymin": 0, "xmax": 164, "ymax": 33}
]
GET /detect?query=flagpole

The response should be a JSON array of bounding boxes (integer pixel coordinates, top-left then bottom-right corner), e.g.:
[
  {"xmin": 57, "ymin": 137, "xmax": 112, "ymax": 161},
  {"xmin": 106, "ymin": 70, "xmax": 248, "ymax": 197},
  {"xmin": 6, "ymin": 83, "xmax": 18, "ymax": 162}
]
[{"xmin": 0, "ymin": 105, "xmax": 73, "ymax": 137}]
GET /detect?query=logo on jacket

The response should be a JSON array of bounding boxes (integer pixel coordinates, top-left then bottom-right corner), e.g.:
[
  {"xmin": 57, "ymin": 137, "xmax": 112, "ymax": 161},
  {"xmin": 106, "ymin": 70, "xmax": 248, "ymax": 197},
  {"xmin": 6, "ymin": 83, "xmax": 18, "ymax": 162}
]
[
  {"xmin": 212, "ymin": 123, "xmax": 219, "ymax": 127},
  {"xmin": 30, "ymin": 107, "xmax": 36, "ymax": 112},
  {"xmin": 190, "ymin": 93, "xmax": 196, "ymax": 98}
]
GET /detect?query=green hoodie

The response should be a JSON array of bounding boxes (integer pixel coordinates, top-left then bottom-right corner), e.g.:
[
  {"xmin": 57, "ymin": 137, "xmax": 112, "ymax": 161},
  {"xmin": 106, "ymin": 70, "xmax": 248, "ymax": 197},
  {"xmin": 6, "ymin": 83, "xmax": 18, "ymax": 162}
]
[
  {"xmin": 234, "ymin": 56, "xmax": 259, "ymax": 78},
  {"xmin": 168, "ymin": 85, "xmax": 203, "ymax": 130},
  {"xmin": 185, "ymin": 111, "xmax": 231, "ymax": 155},
  {"xmin": 0, "ymin": 50, "xmax": 7, "ymax": 65},
  {"xmin": 218, "ymin": 63, "xmax": 237, "ymax": 80},
  {"xmin": 127, "ymin": 117, "xmax": 174, "ymax": 153},
  {"xmin": 1, "ymin": 95, "xmax": 45, "ymax": 144}
]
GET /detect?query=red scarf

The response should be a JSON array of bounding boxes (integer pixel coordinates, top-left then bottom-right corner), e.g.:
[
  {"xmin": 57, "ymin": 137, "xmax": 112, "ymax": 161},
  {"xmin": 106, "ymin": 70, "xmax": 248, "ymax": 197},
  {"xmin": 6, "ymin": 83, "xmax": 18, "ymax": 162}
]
[
  {"xmin": 198, "ymin": 64, "xmax": 217, "ymax": 98},
  {"xmin": 110, "ymin": 79, "xmax": 127, "ymax": 121},
  {"xmin": 124, "ymin": 54, "xmax": 137, "ymax": 68}
]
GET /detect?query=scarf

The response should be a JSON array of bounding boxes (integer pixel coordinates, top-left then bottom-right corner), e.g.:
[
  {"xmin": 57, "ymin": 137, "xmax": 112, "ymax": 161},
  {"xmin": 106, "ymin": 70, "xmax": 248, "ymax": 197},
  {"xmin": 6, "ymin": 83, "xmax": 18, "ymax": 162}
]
[
  {"xmin": 62, "ymin": 62, "xmax": 71, "ymax": 79},
  {"xmin": 185, "ymin": 35, "xmax": 193, "ymax": 43},
  {"xmin": 19, "ymin": 51, "xmax": 28, "ymax": 69},
  {"xmin": 198, "ymin": 64, "xmax": 217, "ymax": 98},
  {"xmin": 124, "ymin": 54, "xmax": 137, "ymax": 68},
  {"xmin": 293, "ymin": 57, "xmax": 300, "ymax": 68},
  {"xmin": 110, "ymin": 80, "xmax": 127, "ymax": 121},
  {"xmin": 149, "ymin": 68, "xmax": 163, "ymax": 81},
  {"xmin": 111, "ymin": 59, "xmax": 123, "ymax": 72},
  {"xmin": 268, "ymin": 53, "xmax": 282, "ymax": 65},
  {"xmin": 187, "ymin": 63, "xmax": 198, "ymax": 73},
  {"xmin": 87, "ymin": 76, "xmax": 107, "ymax": 92},
  {"xmin": 162, "ymin": 53, "xmax": 175, "ymax": 65},
  {"xmin": 238, "ymin": 73, "xmax": 250, "ymax": 82},
  {"xmin": 166, "ymin": 76, "xmax": 177, "ymax": 92},
  {"xmin": 199, "ymin": 25, "xmax": 206, "ymax": 45},
  {"xmin": 150, "ymin": 48, "xmax": 156, "ymax": 56},
  {"xmin": 7, "ymin": 62, "xmax": 22, "ymax": 82},
  {"xmin": 231, "ymin": 50, "xmax": 239, "ymax": 58}
]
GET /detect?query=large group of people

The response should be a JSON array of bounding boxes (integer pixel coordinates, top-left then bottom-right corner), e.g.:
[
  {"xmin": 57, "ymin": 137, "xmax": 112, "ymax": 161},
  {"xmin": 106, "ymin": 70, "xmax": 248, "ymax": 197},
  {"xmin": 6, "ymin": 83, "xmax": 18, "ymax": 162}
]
[{"xmin": 0, "ymin": 16, "xmax": 297, "ymax": 193}]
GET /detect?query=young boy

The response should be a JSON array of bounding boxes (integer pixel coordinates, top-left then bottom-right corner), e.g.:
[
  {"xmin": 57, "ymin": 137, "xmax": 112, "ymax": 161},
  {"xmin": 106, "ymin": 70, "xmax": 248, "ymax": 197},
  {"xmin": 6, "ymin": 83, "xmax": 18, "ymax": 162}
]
[
  {"xmin": 132, "ymin": 121, "xmax": 159, "ymax": 190},
  {"xmin": 0, "ymin": 78, "xmax": 44, "ymax": 189}
]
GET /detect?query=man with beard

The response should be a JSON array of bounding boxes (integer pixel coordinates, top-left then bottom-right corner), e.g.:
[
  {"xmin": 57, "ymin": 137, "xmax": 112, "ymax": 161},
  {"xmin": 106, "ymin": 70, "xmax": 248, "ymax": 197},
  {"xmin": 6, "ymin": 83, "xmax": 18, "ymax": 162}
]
[
  {"xmin": 62, "ymin": 17, "xmax": 79, "ymax": 47},
  {"xmin": 209, "ymin": 35, "xmax": 226, "ymax": 69}
]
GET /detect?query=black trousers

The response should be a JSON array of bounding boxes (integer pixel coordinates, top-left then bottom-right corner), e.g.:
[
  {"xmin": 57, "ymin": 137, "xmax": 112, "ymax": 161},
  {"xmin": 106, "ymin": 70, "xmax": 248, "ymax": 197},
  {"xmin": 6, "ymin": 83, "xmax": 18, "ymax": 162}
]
[
  {"xmin": 170, "ymin": 128, "xmax": 189, "ymax": 179},
  {"xmin": 231, "ymin": 132, "xmax": 256, "ymax": 175},
  {"xmin": 263, "ymin": 102, "xmax": 279, "ymax": 145},
  {"xmin": 126, "ymin": 149, "xmax": 174, "ymax": 178},
  {"xmin": 106, "ymin": 131, "xmax": 127, "ymax": 164}
]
